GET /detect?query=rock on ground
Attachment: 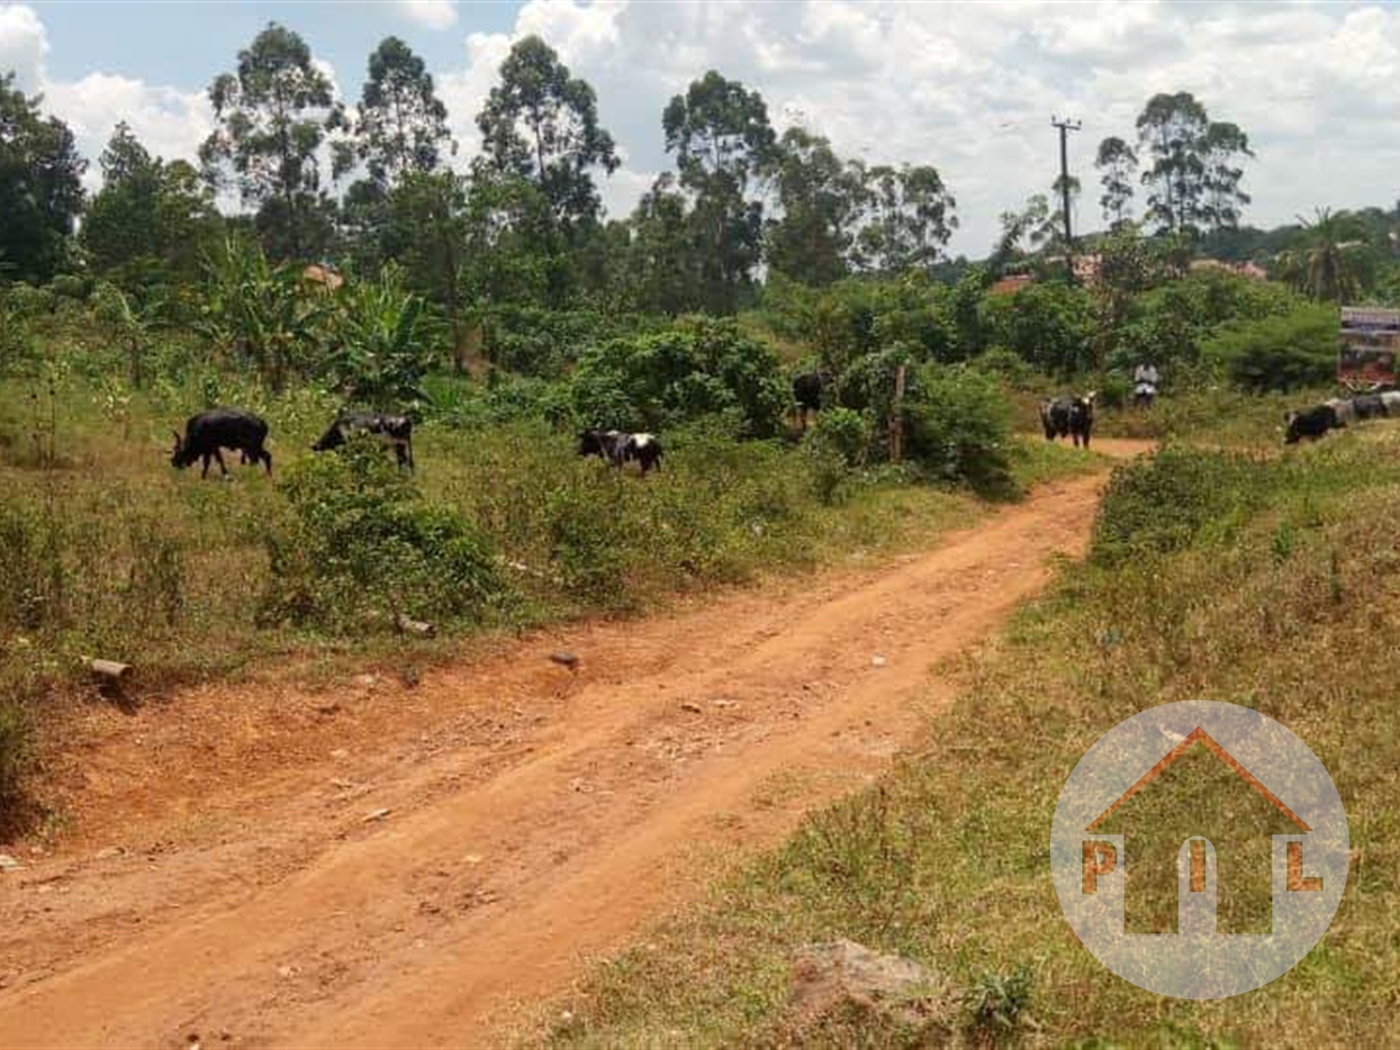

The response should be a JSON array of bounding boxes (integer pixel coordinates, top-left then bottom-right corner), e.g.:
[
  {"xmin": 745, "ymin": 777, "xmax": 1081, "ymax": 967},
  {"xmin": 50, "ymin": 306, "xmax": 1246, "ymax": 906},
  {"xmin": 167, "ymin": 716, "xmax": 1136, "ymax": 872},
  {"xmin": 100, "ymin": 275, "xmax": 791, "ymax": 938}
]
[{"xmin": 789, "ymin": 938, "xmax": 954, "ymax": 1036}]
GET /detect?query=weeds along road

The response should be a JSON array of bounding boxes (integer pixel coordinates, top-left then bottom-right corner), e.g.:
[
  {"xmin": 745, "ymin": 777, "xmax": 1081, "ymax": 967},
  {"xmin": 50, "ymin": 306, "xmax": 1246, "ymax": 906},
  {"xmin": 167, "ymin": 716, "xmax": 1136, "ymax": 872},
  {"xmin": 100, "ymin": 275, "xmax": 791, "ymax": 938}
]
[{"xmin": 0, "ymin": 439, "xmax": 1151, "ymax": 1049}]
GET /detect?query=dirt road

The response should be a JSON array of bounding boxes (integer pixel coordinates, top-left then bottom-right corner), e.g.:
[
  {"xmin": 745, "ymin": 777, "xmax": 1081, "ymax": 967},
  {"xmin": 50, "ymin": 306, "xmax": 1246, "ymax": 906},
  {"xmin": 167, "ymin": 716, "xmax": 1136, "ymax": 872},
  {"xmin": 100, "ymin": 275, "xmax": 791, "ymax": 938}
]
[{"xmin": 0, "ymin": 441, "xmax": 1147, "ymax": 1049}]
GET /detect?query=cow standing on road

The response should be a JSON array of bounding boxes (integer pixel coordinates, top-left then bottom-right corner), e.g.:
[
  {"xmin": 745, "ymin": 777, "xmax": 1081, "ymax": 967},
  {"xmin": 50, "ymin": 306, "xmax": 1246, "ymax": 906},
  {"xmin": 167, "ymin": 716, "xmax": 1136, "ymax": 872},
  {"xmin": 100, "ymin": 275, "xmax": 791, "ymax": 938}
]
[
  {"xmin": 170, "ymin": 408, "xmax": 273, "ymax": 479},
  {"xmin": 1039, "ymin": 393, "xmax": 1096, "ymax": 449}
]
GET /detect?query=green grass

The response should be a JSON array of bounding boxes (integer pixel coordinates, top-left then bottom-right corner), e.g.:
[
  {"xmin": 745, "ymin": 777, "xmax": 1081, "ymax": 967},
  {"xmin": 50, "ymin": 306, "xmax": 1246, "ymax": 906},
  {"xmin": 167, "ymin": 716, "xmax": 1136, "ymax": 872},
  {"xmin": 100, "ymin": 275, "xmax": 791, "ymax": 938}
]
[
  {"xmin": 545, "ymin": 424, "xmax": 1400, "ymax": 1049},
  {"xmin": 0, "ymin": 371, "xmax": 1096, "ymax": 827}
]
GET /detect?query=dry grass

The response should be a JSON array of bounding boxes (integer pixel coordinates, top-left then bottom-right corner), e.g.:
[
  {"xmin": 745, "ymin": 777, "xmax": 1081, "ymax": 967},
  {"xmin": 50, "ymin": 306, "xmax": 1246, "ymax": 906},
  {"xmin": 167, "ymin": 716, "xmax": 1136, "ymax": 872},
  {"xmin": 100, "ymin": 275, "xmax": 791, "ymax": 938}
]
[{"xmin": 544, "ymin": 424, "xmax": 1400, "ymax": 1050}]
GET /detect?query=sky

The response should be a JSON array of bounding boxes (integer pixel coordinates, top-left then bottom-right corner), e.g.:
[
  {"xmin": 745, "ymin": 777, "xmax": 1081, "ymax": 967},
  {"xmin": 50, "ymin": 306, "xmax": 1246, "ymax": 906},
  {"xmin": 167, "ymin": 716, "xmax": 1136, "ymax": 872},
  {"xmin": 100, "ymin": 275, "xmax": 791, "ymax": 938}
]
[{"xmin": 4, "ymin": 0, "xmax": 1400, "ymax": 256}]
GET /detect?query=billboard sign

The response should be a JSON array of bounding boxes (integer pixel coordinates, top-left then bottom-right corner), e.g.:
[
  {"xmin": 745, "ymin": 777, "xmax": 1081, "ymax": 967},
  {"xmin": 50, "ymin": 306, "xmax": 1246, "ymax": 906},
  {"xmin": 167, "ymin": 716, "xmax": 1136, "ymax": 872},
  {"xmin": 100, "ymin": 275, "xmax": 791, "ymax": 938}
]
[{"xmin": 1339, "ymin": 306, "xmax": 1400, "ymax": 386}]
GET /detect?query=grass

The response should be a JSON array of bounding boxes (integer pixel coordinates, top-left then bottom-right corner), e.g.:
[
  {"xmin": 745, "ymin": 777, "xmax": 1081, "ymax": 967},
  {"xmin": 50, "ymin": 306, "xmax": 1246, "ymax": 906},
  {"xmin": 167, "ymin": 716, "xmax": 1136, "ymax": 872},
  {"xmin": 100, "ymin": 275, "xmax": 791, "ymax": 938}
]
[
  {"xmin": 0, "ymin": 370, "xmax": 1096, "ymax": 829},
  {"xmin": 544, "ymin": 423, "xmax": 1400, "ymax": 1049}
]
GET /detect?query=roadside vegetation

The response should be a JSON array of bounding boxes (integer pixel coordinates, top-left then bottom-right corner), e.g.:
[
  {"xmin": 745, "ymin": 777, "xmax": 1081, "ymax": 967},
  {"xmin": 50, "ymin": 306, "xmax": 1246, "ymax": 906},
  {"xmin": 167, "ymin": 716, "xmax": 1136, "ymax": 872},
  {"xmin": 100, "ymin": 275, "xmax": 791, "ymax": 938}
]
[{"xmin": 547, "ymin": 429, "xmax": 1400, "ymax": 1049}]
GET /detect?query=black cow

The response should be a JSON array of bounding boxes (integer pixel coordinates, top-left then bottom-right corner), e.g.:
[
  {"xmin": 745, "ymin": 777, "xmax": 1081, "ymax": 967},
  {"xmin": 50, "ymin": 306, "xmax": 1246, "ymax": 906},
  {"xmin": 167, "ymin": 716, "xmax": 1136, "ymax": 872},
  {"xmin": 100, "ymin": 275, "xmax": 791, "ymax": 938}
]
[
  {"xmin": 578, "ymin": 428, "xmax": 663, "ymax": 474},
  {"xmin": 312, "ymin": 411, "xmax": 415, "ymax": 471},
  {"xmin": 1285, "ymin": 403, "xmax": 1346, "ymax": 444},
  {"xmin": 170, "ymin": 408, "xmax": 272, "ymax": 479},
  {"xmin": 1039, "ymin": 393, "xmax": 1096, "ymax": 449},
  {"xmin": 792, "ymin": 371, "xmax": 832, "ymax": 430}
]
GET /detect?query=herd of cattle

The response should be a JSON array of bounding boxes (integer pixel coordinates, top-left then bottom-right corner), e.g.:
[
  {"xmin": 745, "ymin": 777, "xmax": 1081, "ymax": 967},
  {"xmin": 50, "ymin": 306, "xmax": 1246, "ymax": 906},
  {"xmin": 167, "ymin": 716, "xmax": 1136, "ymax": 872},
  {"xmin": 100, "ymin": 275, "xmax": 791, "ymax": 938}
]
[
  {"xmin": 1284, "ymin": 391, "xmax": 1400, "ymax": 444},
  {"xmin": 167, "ymin": 373, "xmax": 1390, "ymax": 480},
  {"xmin": 169, "ymin": 407, "xmax": 663, "ymax": 478}
]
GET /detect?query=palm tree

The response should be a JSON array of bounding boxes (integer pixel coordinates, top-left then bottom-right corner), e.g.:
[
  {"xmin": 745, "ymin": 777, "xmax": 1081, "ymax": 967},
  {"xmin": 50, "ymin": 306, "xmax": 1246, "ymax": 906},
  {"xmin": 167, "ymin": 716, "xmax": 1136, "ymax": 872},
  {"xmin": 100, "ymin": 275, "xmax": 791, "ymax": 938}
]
[{"xmin": 1280, "ymin": 208, "xmax": 1366, "ymax": 303}]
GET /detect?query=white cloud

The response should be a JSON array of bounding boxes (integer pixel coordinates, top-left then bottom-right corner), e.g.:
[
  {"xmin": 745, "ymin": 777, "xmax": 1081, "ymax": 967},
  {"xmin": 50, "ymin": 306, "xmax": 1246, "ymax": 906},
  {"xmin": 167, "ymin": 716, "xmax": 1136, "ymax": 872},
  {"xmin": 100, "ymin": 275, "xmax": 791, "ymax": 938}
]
[
  {"xmin": 0, "ymin": 3, "xmax": 47, "ymax": 91},
  {"xmin": 397, "ymin": 0, "xmax": 458, "ymax": 31},
  {"xmin": 12, "ymin": 0, "xmax": 1400, "ymax": 254}
]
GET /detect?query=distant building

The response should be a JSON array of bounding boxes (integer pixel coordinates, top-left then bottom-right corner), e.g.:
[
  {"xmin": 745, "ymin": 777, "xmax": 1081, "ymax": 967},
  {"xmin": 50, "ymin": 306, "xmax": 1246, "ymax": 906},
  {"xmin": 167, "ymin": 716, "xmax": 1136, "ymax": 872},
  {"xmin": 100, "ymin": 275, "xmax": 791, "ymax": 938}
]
[
  {"xmin": 988, "ymin": 273, "xmax": 1034, "ymax": 296},
  {"xmin": 1189, "ymin": 258, "xmax": 1268, "ymax": 281}
]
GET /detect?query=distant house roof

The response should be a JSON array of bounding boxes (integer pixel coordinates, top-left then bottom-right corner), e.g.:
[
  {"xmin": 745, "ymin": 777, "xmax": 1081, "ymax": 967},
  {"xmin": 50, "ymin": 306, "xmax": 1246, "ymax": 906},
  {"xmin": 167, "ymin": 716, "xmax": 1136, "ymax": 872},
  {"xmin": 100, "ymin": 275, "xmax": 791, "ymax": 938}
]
[
  {"xmin": 1190, "ymin": 258, "xmax": 1268, "ymax": 281},
  {"xmin": 989, "ymin": 273, "xmax": 1034, "ymax": 296}
]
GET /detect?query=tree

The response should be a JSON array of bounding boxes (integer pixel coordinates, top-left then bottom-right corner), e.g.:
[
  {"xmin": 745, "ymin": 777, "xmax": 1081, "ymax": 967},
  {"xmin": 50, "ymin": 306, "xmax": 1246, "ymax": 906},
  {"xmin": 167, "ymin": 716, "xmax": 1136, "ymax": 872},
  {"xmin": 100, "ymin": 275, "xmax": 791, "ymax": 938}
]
[
  {"xmin": 0, "ymin": 73, "xmax": 86, "ymax": 283},
  {"xmin": 84, "ymin": 123, "xmax": 220, "ymax": 284},
  {"xmin": 663, "ymin": 71, "xmax": 777, "ymax": 313},
  {"xmin": 354, "ymin": 36, "xmax": 452, "ymax": 187},
  {"xmin": 199, "ymin": 22, "xmax": 346, "ymax": 261},
  {"xmin": 625, "ymin": 173, "xmax": 699, "ymax": 315},
  {"xmin": 765, "ymin": 127, "xmax": 862, "ymax": 286},
  {"xmin": 851, "ymin": 163, "xmax": 957, "ymax": 276},
  {"xmin": 1096, "ymin": 136, "xmax": 1137, "ymax": 228},
  {"xmin": 1200, "ymin": 121, "xmax": 1253, "ymax": 231},
  {"xmin": 1278, "ymin": 207, "xmax": 1368, "ymax": 303},
  {"xmin": 475, "ymin": 35, "xmax": 618, "ymax": 231},
  {"xmin": 1135, "ymin": 92, "xmax": 1251, "ymax": 237},
  {"xmin": 989, "ymin": 194, "xmax": 1052, "ymax": 273}
]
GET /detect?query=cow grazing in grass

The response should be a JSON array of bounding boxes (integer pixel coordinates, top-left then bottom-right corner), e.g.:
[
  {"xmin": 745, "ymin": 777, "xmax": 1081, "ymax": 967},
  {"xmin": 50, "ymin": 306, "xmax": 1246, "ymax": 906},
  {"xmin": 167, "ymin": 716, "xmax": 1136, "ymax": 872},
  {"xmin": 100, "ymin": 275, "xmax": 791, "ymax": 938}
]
[
  {"xmin": 170, "ymin": 408, "xmax": 272, "ymax": 479},
  {"xmin": 792, "ymin": 371, "xmax": 831, "ymax": 430},
  {"xmin": 578, "ymin": 428, "xmax": 663, "ymax": 474},
  {"xmin": 312, "ymin": 411, "xmax": 415, "ymax": 471},
  {"xmin": 1353, "ymin": 394, "xmax": 1389, "ymax": 421},
  {"xmin": 1285, "ymin": 403, "xmax": 1347, "ymax": 444},
  {"xmin": 1039, "ymin": 392, "xmax": 1096, "ymax": 449}
]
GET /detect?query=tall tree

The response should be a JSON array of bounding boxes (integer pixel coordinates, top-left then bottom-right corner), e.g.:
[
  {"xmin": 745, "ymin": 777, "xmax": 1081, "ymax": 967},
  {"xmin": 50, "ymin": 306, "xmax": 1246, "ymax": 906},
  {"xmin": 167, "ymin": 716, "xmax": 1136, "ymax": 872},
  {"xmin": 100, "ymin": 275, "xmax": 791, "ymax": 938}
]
[
  {"xmin": 851, "ymin": 163, "xmax": 958, "ymax": 276},
  {"xmin": 1136, "ymin": 92, "xmax": 1251, "ymax": 238},
  {"xmin": 84, "ymin": 122, "xmax": 220, "ymax": 283},
  {"xmin": 355, "ymin": 36, "xmax": 452, "ymax": 187},
  {"xmin": 1200, "ymin": 120, "xmax": 1253, "ymax": 231},
  {"xmin": 199, "ymin": 22, "xmax": 346, "ymax": 261},
  {"xmin": 1096, "ymin": 136, "xmax": 1137, "ymax": 228},
  {"xmin": 625, "ymin": 173, "xmax": 699, "ymax": 315},
  {"xmin": 1279, "ymin": 207, "xmax": 1367, "ymax": 303},
  {"xmin": 0, "ymin": 73, "xmax": 86, "ymax": 283},
  {"xmin": 663, "ymin": 71, "xmax": 776, "ymax": 312},
  {"xmin": 765, "ymin": 127, "xmax": 862, "ymax": 286},
  {"xmin": 474, "ymin": 35, "xmax": 618, "ymax": 231}
]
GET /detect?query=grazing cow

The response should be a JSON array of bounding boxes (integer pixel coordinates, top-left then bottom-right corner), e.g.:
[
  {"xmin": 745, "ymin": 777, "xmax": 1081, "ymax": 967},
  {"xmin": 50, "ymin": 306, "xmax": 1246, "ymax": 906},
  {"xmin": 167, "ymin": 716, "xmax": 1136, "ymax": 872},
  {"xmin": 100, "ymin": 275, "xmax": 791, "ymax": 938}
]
[
  {"xmin": 170, "ymin": 407, "xmax": 272, "ymax": 479},
  {"xmin": 792, "ymin": 370, "xmax": 831, "ymax": 430},
  {"xmin": 1039, "ymin": 392, "xmax": 1096, "ymax": 449},
  {"xmin": 1285, "ymin": 403, "xmax": 1346, "ymax": 444},
  {"xmin": 577, "ymin": 428, "xmax": 663, "ymax": 474},
  {"xmin": 312, "ymin": 411, "xmax": 415, "ymax": 471},
  {"xmin": 1353, "ymin": 394, "xmax": 1388, "ymax": 421}
]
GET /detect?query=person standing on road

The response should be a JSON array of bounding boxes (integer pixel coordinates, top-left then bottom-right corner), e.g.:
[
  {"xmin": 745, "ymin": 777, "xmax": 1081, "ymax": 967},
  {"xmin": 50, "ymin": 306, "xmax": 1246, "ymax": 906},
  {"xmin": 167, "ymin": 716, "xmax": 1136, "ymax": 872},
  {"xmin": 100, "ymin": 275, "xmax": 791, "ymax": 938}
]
[{"xmin": 1133, "ymin": 361, "xmax": 1160, "ymax": 409}]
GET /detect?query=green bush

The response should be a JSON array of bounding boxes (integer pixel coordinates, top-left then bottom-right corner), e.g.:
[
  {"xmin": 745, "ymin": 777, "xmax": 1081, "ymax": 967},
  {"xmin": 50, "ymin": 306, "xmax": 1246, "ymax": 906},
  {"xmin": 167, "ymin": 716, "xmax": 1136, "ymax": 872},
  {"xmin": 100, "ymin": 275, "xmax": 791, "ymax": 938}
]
[
  {"xmin": 1092, "ymin": 445, "xmax": 1270, "ymax": 566},
  {"xmin": 261, "ymin": 442, "xmax": 504, "ymax": 632},
  {"xmin": 807, "ymin": 406, "xmax": 869, "ymax": 467},
  {"xmin": 571, "ymin": 316, "xmax": 788, "ymax": 437},
  {"xmin": 979, "ymin": 281, "xmax": 1093, "ymax": 377},
  {"xmin": 903, "ymin": 366, "xmax": 1013, "ymax": 493},
  {"xmin": 0, "ymin": 700, "xmax": 33, "ymax": 820},
  {"xmin": 1202, "ymin": 305, "xmax": 1338, "ymax": 393}
]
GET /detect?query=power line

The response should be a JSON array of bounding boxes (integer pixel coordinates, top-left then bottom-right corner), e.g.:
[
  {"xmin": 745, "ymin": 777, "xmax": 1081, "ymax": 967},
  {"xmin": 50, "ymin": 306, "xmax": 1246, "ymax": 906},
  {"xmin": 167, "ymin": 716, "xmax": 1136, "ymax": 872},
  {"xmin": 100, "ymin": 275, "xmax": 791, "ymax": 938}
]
[{"xmin": 1051, "ymin": 115, "xmax": 1082, "ymax": 282}]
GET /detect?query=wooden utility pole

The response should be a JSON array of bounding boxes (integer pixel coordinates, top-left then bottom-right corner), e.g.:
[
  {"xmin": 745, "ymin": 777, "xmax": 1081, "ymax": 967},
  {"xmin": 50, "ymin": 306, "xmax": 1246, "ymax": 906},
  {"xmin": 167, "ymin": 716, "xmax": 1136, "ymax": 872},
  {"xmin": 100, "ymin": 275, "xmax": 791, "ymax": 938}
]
[
  {"xmin": 1051, "ymin": 115, "xmax": 1082, "ymax": 282},
  {"xmin": 890, "ymin": 364, "xmax": 907, "ymax": 463}
]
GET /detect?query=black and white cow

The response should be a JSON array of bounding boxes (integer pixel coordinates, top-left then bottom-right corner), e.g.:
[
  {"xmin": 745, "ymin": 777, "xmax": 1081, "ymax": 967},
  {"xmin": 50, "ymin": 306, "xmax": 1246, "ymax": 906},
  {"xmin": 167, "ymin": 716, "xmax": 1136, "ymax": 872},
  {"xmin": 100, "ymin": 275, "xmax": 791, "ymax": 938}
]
[
  {"xmin": 1284, "ymin": 402, "xmax": 1347, "ymax": 444},
  {"xmin": 170, "ymin": 407, "xmax": 272, "ymax": 479},
  {"xmin": 578, "ymin": 428, "xmax": 663, "ymax": 474},
  {"xmin": 1039, "ymin": 392, "xmax": 1096, "ymax": 449},
  {"xmin": 312, "ymin": 411, "xmax": 415, "ymax": 471}
]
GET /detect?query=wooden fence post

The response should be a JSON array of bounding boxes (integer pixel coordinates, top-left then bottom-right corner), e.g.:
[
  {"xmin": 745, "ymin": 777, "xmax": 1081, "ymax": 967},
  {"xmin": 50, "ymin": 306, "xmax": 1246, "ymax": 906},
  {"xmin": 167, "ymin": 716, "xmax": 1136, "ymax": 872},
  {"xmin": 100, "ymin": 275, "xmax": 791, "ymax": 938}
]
[{"xmin": 890, "ymin": 364, "xmax": 907, "ymax": 463}]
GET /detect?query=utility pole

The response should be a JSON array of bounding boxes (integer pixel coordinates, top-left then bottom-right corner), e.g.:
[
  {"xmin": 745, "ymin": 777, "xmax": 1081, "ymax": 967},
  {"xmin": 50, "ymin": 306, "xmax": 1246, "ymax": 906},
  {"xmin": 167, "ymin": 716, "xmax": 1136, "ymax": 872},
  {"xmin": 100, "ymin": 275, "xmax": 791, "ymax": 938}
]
[{"xmin": 1051, "ymin": 115, "xmax": 1082, "ymax": 282}]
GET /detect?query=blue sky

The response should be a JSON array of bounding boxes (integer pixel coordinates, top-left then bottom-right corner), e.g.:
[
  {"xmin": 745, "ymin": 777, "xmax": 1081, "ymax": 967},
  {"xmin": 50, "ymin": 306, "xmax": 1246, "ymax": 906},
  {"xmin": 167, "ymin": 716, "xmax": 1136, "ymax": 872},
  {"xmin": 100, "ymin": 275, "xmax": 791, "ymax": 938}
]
[{"xmin": 6, "ymin": 1, "xmax": 1400, "ymax": 255}]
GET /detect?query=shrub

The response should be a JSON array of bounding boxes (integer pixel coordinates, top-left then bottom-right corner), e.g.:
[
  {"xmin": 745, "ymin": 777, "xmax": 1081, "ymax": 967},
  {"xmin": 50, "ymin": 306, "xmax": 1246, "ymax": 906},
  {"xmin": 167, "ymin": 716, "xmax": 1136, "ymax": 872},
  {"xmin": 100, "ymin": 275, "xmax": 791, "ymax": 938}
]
[
  {"xmin": 807, "ymin": 406, "xmax": 869, "ymax": 467},
  {"xmin": 1091, "ymin": 445, "xmax": 1270, "ymax": 566},
  {"xmin": 979, "ymin": 281, "xmax": 1093, "ymax": 377},
  {"xmin": 261, "ymin": 442, "xmax": 504, "ymax": 632},
  {"xmin": 1202, "ymin": 304, "xmax": 1338, "ymax": 393},
  {"xmin": 967, "ymin": 346, "xmax": 1039, "ymax": 389},
  {"xmin": 0, "ymin": 701, "xmax": 33, "ymax": 819},
  {"xmin": 571, "ymin": 316, "xmax": 788, "ymax": 437},
  {"xmin": 902, "ymin": 366, "xmax": 1013, "ymax": 493}
]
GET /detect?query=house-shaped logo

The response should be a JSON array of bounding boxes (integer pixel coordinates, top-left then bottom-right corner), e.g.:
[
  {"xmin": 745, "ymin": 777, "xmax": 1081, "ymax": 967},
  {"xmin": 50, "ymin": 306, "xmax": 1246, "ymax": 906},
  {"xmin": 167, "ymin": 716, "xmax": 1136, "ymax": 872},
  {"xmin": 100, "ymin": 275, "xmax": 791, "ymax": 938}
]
[{"xmin": 1051, "ymin": 702, "xmax": 1348, "ymax": 1000}]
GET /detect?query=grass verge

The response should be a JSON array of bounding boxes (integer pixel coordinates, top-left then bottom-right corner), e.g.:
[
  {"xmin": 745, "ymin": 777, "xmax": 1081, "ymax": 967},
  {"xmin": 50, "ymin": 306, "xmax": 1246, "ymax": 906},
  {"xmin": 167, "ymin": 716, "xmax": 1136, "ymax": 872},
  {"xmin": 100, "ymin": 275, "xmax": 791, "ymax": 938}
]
[{"xmin": 545, "ymin": 425, "xmax": 1400, "ymax": 1050}]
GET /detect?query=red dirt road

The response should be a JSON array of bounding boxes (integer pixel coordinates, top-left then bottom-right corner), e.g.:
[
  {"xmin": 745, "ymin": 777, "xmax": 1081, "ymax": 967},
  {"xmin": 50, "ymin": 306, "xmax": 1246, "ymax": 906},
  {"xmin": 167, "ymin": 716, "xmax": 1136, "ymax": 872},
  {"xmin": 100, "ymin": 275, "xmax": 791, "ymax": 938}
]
[{"xmin": 0, "ymin": 440, "xmax": 1147, "ymax": 1049}]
